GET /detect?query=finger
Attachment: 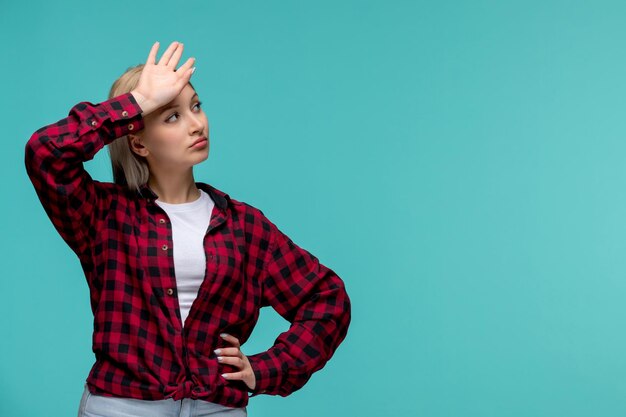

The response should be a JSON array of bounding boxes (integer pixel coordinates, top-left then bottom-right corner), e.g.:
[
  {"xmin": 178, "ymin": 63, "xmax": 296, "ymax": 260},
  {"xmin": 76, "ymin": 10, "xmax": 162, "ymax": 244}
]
[
  {"xmin": 220, "ymin": 333, "xmax": 241, "ymax": 348},
  {"xmin": 176, "ymin": 57, "xmax": 195, "ymax": 74},
  {"xmin": 214, "ymin": 347, "xmax": 241, "ymax": 357},
  {"xmin": 221, "ymin": 371, "xmax": 247, "ymax": 381},
  {"xmin": 172, "ymin": 67, "xmax": 195, "ymax": 92},
  {"xmin": 158, "ymin": 41, "xmax": 180, "ymax": 66},
  {"xmin": 146, "ymin": 41, "xmax": 159, "ymax": 65},
  {"xmin": 217, "ymin": 355, "xmax": 245, "ymax": 368},
  {"xmin": 167, "ymin": 42, "xmax": 184, "ymax": 69}
]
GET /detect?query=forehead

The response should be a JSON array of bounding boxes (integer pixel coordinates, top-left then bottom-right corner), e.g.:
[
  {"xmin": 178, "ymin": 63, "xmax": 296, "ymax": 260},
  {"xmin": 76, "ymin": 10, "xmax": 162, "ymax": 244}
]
[
  {"xmin": 172, "ymin": 84, "xmax": 197, "ymax": 102},
  {"xmin": 147, "ymin": 84, "xmax": 199, "ymax": 121}
]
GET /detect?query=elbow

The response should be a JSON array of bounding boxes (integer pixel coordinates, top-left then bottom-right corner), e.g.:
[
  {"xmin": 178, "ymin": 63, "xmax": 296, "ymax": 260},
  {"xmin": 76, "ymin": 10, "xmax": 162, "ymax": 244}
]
[
  {"xmin": 340, "ymin": 289, "xmax": 352, "ymax": 338},
  {"xmin": 25, "ymin": 128, "xmax": 45, "ymax": 166},
  {"xmin": 24, "ymin": 131, "xmax": 40, "ymax": 176},
  {"xmin": 25, "ymin": 126, "xmax": 47, "ymax": 154},
  {"xmin": 25, "ymin": 128, "xmax": 59, "ymax": 177}
]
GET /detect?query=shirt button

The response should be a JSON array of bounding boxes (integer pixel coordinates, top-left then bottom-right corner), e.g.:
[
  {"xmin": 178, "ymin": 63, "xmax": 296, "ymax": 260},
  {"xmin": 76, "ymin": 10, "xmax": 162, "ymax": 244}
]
[
  {"xmin": 90, "ymin": 120, "xmax": 97, "ymax": 127},
  {"xmin": 159, "ymin": 218, "xmax": 166, "ymax": 224},
  {"xmin": 121, "ymin": 110, "xmax": 128, "ymax": 117},
  {"xmin": 128, "ymin": 123, "xmax": 135, "ymax": 130},
  {"xmin": 162, "ymin": 244, "xmax": 168, "ymax": 251},
  {"xmin": 166, "ymin": 288, "xmax": 174, "ymax": 296}
]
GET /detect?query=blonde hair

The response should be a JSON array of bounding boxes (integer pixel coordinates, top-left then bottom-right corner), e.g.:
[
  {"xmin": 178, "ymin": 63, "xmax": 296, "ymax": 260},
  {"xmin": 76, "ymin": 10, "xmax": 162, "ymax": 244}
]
[
  {"xmin": 107, "ymin": 64, "xmax": 147, "ymax": 192},
  {"xmin": 107, "ymin": 63, "xmax": 194, "ymax": 192}
]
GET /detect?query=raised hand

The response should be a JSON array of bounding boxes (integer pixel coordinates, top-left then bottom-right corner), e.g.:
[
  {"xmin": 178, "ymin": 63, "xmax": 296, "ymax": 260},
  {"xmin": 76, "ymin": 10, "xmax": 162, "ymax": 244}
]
[
  {"xmin": 130, "ymin": 41, "xmax": 196, "ymax": 115},
  {"xmin": 215, "ymin": 333, "xmax": 257, "ymax": 391}
]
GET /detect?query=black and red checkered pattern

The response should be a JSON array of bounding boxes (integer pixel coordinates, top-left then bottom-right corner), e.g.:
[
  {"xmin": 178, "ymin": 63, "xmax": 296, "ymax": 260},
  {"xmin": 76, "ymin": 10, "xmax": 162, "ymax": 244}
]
[{"xmin": 24, "ymin": 92, "xmax": 351, "ymax": 408}]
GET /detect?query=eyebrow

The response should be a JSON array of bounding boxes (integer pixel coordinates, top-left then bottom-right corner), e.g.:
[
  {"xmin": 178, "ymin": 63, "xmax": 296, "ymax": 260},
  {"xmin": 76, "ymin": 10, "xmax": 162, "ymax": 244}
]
[{"xmin": 159, "ymin": 93, "xmax": 199, "ymax": 115}]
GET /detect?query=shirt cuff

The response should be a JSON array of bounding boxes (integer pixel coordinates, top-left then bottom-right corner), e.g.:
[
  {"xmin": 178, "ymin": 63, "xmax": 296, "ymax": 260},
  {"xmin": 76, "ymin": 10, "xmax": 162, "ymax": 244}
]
[
  {"xmin": 246, "ymin": 351, "xmax": 281, "ymax": 396},
  {"xmin": 90, "ymin": 92, "xmax": 145, "ymax": 141}
]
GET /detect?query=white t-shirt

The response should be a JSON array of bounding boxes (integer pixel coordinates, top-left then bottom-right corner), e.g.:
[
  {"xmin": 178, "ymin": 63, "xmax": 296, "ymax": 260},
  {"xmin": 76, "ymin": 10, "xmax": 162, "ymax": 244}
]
[{"xmin": 155, "ymin": 189, "xmax": 215, "ymax": 327}]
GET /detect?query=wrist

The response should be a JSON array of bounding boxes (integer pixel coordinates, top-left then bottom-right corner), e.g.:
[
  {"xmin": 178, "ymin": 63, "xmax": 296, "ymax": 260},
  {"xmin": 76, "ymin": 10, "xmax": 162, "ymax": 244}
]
[{"xmin": 130, "ymin": 90, "xmax": 158, "ymax": 115}]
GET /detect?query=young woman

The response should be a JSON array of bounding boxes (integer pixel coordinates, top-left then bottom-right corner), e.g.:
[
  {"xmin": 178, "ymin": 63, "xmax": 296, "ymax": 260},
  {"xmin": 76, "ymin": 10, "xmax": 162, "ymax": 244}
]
[{"xmin": 25, "ymin": 41, "xmax": 351, "ymax": 417}]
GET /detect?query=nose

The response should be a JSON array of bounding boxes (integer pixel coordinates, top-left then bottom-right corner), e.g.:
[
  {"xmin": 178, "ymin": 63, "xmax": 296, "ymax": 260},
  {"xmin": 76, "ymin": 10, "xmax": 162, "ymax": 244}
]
[{"xmin": 189, "ymin": 111, "xmax": 205, "ymax": 135}]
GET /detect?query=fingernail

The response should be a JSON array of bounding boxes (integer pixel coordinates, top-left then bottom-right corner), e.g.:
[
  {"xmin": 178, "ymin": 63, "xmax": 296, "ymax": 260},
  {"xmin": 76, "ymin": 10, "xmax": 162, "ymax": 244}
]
[
  {"xmin": 220, "ymin": 333, "xmax": 228, "ymax": 338},
  {"xmin": 191, "ymin": 67, "xmax": 196, "ymax": 74},
  {"xmin": 221, "ymin": 374, "xmax": 228, "ymax": 379},
  {"xmin": 217, "ymin": 356, "xmax": 224, "ymax": 362},
  {"xmin": 214, "ymin": 349, "xmax": 221, "ymax": 355}
]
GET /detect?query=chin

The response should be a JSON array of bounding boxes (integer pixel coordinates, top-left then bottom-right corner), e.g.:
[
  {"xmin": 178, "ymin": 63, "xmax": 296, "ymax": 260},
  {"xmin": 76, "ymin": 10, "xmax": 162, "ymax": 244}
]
[{"xmin": 193, "ymin": 153, "xmax": 209, "ymax": 165}]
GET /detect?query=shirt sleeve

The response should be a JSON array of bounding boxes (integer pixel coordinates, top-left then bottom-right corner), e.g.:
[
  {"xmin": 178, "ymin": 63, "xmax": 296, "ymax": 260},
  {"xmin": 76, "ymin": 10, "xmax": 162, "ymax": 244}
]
[
  {"xmin": 24, "ymin": 92, "xmax": 144, "ymax": 261},
  {"xmin": 246, "ymin": 216, "xmax": 352, "ymax": 397}
]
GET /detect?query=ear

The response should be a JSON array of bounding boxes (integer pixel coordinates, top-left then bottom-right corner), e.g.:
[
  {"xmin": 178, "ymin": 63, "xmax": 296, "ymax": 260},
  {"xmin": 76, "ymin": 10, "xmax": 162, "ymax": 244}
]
[{"xmin": 128, "ymin": 134, "xmax": 149, "ymax": 157}]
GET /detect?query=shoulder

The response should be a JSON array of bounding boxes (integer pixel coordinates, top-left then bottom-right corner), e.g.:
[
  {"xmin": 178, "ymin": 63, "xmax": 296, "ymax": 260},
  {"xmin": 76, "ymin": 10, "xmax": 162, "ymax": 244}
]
[
  {"xmin": 198, "ymin": 182, "xmax": 276, "ymax": 231},
  {"xmin": 94, "ymin": 180, "xmax": 134, "ymax": 196},
  {"xmin": 91, "ymin": 180, "xmax": 147, "ymax": 207},
  {"xmin": 198, "ymin": 182, "xmax": 268, "ymax": 217}
]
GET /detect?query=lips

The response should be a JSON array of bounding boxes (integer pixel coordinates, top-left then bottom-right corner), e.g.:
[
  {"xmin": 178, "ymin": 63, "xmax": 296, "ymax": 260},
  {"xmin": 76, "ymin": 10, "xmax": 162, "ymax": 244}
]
[{"xmin": 190, "ymin": 137, "xmax": 207, "ymax": 147}]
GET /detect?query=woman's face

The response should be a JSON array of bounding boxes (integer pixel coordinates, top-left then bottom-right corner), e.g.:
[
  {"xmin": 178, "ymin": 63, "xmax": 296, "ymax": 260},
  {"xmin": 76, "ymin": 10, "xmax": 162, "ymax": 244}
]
[{"xmin": 129, "ymin": 84, "xmax": 209, "ymax": 171}]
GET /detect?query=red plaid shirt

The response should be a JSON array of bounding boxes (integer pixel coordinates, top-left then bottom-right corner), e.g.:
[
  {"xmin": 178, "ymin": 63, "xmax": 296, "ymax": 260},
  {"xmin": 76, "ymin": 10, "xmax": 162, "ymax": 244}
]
[{"xmin": 24, "ymin": 92, "xmax": 351, "ymax": 408}]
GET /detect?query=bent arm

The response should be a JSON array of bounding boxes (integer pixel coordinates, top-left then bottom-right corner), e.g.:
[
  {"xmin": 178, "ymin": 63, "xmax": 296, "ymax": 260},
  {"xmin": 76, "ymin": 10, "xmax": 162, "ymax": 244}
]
[
  {"xmin": 247, "ymin": 219, "xmax": 352, "ymax": 396},
  {"xmin": 24, "ymin": 92, "xmax": 144, "ymax": 260}
]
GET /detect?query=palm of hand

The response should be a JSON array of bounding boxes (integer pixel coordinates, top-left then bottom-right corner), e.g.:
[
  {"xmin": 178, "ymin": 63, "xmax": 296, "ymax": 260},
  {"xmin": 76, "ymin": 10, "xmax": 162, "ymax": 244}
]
[{"xmin": 133, "ymin": 41, "xmax": 196, "ymax": 110}]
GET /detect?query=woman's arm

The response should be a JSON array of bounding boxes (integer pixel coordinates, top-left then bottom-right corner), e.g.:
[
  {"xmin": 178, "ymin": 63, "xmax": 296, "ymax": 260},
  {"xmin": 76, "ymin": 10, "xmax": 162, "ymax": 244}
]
[
  {"xmin": 24, "ymin": 41, "xmax": 195, "ymax": 261},
  {"xmin": 24, "ymin": 94, "xmax": 144, "ymax": 260},
  {"xmin": 246, "ymin": 216, "xmax": 352, "ymax": 396}
]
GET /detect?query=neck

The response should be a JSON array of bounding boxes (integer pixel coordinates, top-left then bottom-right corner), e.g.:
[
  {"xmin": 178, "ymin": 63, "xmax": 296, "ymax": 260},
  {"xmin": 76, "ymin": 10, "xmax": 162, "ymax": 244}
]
[{"xmin": 148, "ymin": 168, "xmax": 200, "ymax": 204}]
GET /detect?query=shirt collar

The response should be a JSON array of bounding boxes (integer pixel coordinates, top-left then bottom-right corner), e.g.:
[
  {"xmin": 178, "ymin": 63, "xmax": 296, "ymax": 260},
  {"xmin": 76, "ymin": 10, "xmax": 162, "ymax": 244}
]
[{"xmin": 137, "ymin": 182, "xmax": 229, "ymax": 210}]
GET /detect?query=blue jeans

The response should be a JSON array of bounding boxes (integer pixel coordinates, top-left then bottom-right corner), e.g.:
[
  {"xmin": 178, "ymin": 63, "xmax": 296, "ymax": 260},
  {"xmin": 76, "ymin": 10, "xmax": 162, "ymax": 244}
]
[{"xmin": 77, "ymin": 384, "xmax": 248, "ymax": 417}]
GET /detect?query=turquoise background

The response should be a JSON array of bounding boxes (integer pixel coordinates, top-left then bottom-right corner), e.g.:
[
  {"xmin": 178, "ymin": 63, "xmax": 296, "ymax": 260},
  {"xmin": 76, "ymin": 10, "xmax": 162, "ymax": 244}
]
[{"xmin": 2, "ymin": 0, "xmax": 626, "ymax": 416}]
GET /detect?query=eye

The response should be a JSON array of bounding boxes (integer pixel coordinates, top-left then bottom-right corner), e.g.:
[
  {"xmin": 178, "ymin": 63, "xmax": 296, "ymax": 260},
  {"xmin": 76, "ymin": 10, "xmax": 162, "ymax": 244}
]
[
  {"xmin": 165, "ymin": 102, "xmax": 203, "ymax": 123},
  {"xmin": 165, "ymin": 112, "xmax": 179, "ymax": 123}
]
